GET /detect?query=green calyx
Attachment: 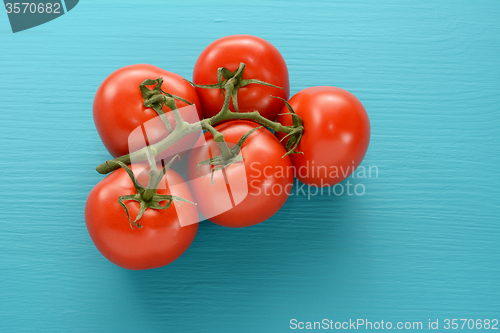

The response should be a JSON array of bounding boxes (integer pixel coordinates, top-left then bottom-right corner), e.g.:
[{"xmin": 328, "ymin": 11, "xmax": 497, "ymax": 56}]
[
  {"xmin": 191, "ymin": 62, "xmax": 283, "ymax": 113},
  {"xmin": 273, "ymin": 96, "xmax": 304, "ymax": 156},
  {"xmin": 140, "ymin": 78, "xmax": 193, "ymax": 132},
  {"xmin": 115, "ymin": 155, "xmax": 195, "ymax": 228},
  {"xmin": 197, "ymin": 126, "xmax": 263, "ymax": 184}
]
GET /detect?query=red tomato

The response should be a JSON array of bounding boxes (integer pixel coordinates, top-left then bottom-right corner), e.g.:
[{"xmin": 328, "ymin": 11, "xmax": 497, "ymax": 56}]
[
  {"xmin": 187, "ymin": 121, "xmax": 293, "ymax": 228},
  {"xmin": 276, "ymin": 87, "xmax": 370, "ymax": 187},
  {"xmin": 193, "ymin": 35, "xmax": 289, "ymax": 121},
  {"xmin": 93, "ymin": 64, "xmax": 202, "ymax": 160},
  {"xmin": 84, "ymin": 164, "xmax": 198, "ymax": 270}
]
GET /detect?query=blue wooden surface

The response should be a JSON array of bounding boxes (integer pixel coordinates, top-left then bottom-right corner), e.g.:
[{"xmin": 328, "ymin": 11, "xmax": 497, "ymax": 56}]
[{"xmin": 1, "ymin": 1, "xmax": 499, "ymax": 332}]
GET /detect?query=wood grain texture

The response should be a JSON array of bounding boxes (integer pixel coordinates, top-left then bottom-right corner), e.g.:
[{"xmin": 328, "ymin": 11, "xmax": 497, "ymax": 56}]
[{"xmin": 1, "ymin": 1, "xmax": 499, "ymax": 332}]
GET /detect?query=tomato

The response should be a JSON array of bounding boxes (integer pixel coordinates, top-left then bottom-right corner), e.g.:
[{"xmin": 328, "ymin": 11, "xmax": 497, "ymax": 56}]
[
  {"xmin": 84, "ymin": 164, "xmax": 199, "ymax": 270},
  {"xmin": 93, "ymin": 64, "xmax": 202, "ymax": 160},
  {"xmin": 276, "ymin": 87, "xmax": 370, "ymax": 187},
  {"xmin": 187, "ymin": 121, "xmax": 293, "ymax": 228},
  {"xmin": 193, "ymin": 35, "xmax": 289, "ymax": 121}
]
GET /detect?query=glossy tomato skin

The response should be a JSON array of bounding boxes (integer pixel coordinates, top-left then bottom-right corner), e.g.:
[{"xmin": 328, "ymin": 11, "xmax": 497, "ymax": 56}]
[
  {"xmin": 276, "ymin": 87, "xmax": 370, "ymax": 187},
  {"xmin": 85, "ymin": 164, "xmax": 198, "ymax": 270},
  {"xmin": 193, "ymin": 35, "xmax": 289, "ymax": 121},
  {"xmin": 187, "ymin": 121, "xmax": 293, "ymax": 228},
  {"xmin": 93, "ymin": 64, "xmax": 202, "ymax": 160}
]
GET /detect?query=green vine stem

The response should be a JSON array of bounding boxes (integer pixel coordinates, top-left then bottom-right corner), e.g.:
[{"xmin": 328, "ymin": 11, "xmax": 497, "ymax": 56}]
[{"xmin": 95, "ymin": 67, "xmax": 304, "ymax": 175}]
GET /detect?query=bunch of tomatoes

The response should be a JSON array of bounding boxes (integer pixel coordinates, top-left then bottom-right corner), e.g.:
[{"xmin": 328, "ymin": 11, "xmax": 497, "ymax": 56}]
[{"xmin": 85, "ymin": 35, "xmax": 371, "ymax": 270}]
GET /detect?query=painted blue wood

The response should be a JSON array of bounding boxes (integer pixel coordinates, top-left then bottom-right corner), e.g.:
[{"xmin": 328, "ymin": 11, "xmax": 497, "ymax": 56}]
[{"xmin": 1, "ymin": 1, "xmax": 499, "ymax": 332}]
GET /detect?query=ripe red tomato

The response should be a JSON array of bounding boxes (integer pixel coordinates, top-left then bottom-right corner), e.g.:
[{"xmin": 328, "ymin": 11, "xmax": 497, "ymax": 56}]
[
  {"xmin": 187, "ymin": 121, "xmax": 293, "ymax": 228},
  {"xmin": 93, "ymin": 64, "xmax": 202, "ymax": 160},
  {"xmin": 276, "ymin": 87, "xmax": 370, "ymax": 187},
  {"xmin": 84, "ymin": 164, "xmax": 199, "ymax": 270},
  {"xmin": 193, "ymin": 35, "xmax": 289, "ymax": 121}
]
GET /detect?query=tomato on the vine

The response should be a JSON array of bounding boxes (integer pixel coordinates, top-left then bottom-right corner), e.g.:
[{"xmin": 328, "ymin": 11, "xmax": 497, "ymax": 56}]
[
  {"xmin": 276, "ymin": 87, "xmax": 370, "ymax": 187},
  {"xmin": 187, "ymin": 121, "xmax": 293, "ymax": 228},
  {"xmin": 93, "ymin": 64, "xmax": 202, "ymax": 160},
  {"xmin": 84, "ymin": 164, "xmax": 199, "ymax": 270},
  {"xmin": 193, "ymin": 35, "xmax": 289, "ymax": 121}
]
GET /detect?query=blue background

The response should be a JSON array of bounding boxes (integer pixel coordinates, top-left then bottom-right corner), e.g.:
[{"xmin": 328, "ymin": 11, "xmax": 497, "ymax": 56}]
[{"xmin": 1, "ymin": 1, "xmax": 499, "ymax": 332}]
